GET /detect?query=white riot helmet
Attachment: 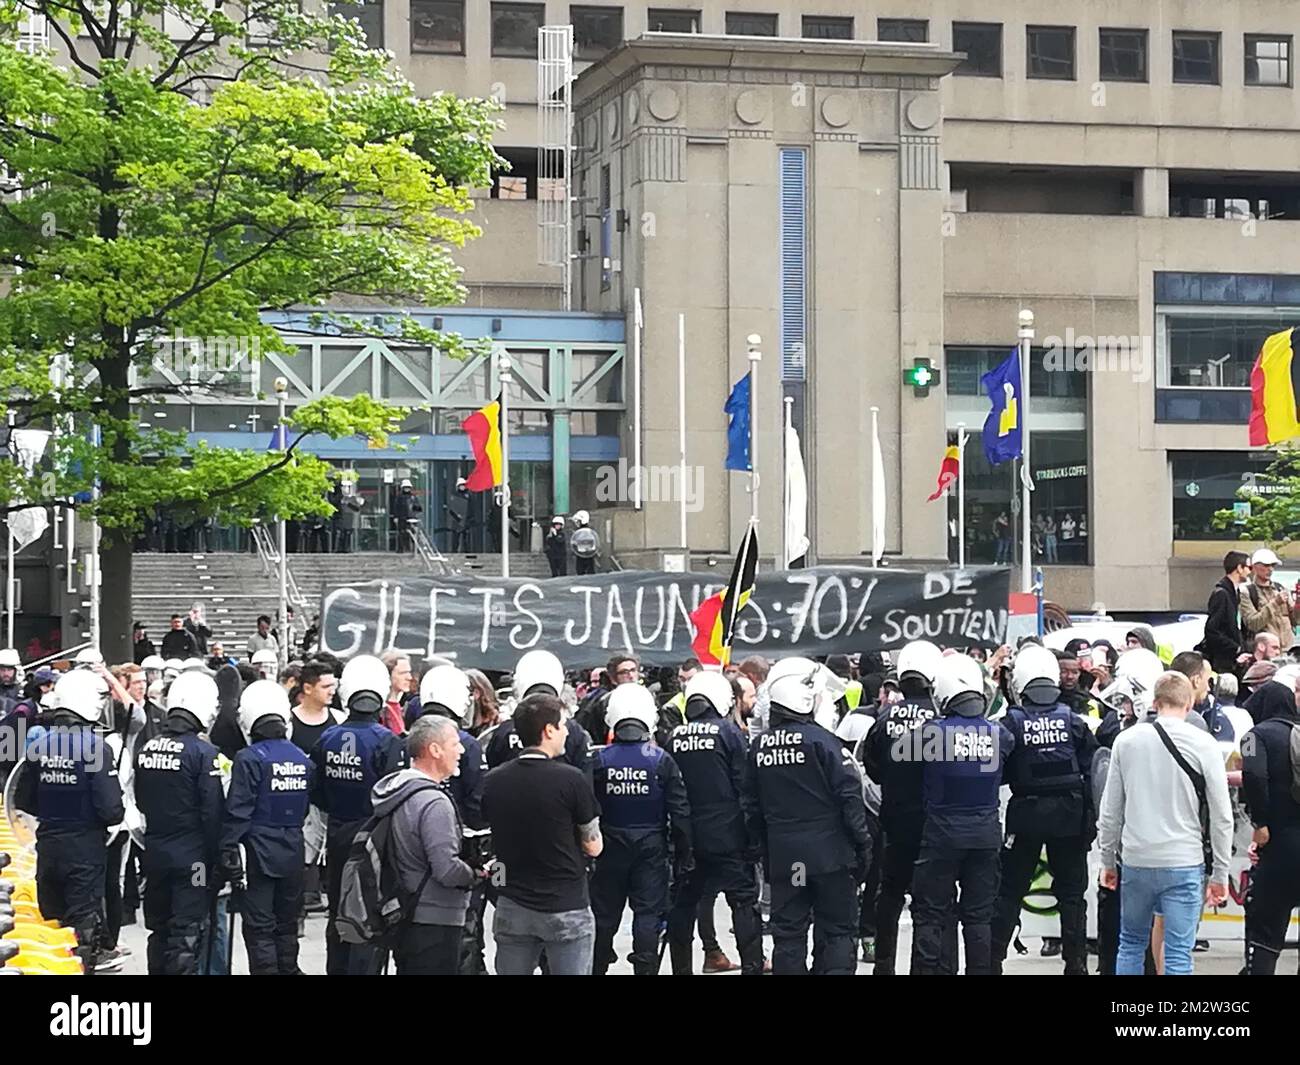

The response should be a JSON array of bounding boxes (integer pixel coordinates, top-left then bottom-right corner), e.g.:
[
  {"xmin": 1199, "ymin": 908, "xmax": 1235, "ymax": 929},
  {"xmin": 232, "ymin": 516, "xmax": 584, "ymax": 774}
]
[
  {"xmin": 74, "ymin": 647, "xmax": 104, "ymax": 668},
  {"xmin": 895, "ymin": 641, "xmax": 943, "ymax": 687},
  {"xmin": 166, "ymin": 672, "xmax": 221, "ymax": 732},
  {"xmin": 604, "ymin": 683, "xmax": 658, "ymax": 733},
  {"xmin": 251, "ymin": 648, "xmax": 278, "ymax": 681},
  {"xmin": 1101, "ymin": 648, "xmax": 1165, "ymax": 716},
  {"xmin": 766, "ymin": 656, "xmax": 830, "ymax": 719},
  {"xmin": 51, "ymin": 669, "xmax": 110, "ymax": 724},
  {"xmin": 419, "ymin": 664, "xmax": 473, "ymax": 725},
  {"xmin": 933, "ymin": 655, "xmax": 988, "ymax": 717},
  {"xmin": 512, "ymin": 649, "xmax": 565, "ymax": 700},
  {"xmin": 338, "ymin": 655, "xmax": 391, "ymax": 715},
  {"xmin": 237, "ymin": 680, "xmax": 292, "ymax": 743},
  {"xmin": 141, "ymin": 654, "xmax": 166, "ymax": 676},
  {"xmin": 573, "ymin": 509, "xmax": 590, "ymax": 525},
  {"xmin": 180, "ymin": 657, "xmax": 207, "ymax": 674},
  {"xmin": 684, "ymin": 671, "xmax": 734, "ymax": 718},
  {"xmin": 0, "ymin": 648, "xmax": 19, "ymax": 670},
  {"xmin": 162, "ymin": 658, "xmax": 183, "ymax": 682},
  {"xmin": 1011, "ymin": 644, "xmax": 1061, "ymax": 702}
]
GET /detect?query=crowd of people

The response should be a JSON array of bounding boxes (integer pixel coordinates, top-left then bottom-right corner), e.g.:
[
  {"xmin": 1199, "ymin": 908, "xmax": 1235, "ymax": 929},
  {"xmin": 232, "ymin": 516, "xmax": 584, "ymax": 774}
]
[{"xmin": 0, "ymin": 593, "xmax": 1295, "ymax": 977}]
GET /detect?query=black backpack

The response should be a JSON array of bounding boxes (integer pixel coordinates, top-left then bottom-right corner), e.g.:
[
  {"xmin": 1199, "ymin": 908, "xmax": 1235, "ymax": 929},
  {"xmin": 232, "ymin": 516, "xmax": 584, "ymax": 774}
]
[{"xmin": 334, "ymin": 781, "xmax": 440, "ymax": 946}]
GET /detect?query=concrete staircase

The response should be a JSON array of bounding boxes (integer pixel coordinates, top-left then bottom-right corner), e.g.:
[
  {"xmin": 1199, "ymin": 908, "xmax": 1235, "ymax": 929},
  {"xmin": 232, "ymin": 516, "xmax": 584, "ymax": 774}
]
[{"xmin": 132, "ymin": 551, "xmax": 557, "ymax": 648}]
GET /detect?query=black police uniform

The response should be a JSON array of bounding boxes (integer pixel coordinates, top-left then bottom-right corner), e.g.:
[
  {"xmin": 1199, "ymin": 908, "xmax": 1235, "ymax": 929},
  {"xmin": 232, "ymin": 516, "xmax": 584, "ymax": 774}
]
[
  {"xmin": 484, "ymin": 714, "xmax": 591, "ymax": 777},
  {"xmin": 1241, "ymin": 701, "xmax": 1300, "ymax": 975},
  {"xmin": 591, "ymin": 725, "xmax": 692, "ymax": 975},
  {"xmin": 665, "ymin": 701, "xmax": 765, "ymax": 975},
  {"xmin": 910, "ymin": 709, "xmax": 1013, "ymax": 975},
  {"xmin": 221, "ymin": 724, "xmax": 314, "ymax": 975},
  {"xmin": 133, "ymin": 713, "xmax": 224, "ymax": 974},
  {"xmin": 749, "ymin": 708, "xmax": 871, "ymax": 975},
  {"xmin": 13, "ymin": 714, "xmax": 125, "ymax": 971},
  {"xmin": 861, "ymin": 685, "xmax": 943, "ymax": 973},
  {"xmin": 309, "ymin": 715, "xmax": 405, "ymax": 975},
  {"xmin": 990, "ymin": 693, "xmax": 1097, "ymax": 974}
]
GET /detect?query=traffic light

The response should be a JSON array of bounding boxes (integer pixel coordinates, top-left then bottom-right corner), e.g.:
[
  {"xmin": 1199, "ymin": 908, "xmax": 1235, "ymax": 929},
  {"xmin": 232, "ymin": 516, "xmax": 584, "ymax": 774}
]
[{"xmin": 903, "ymin": 357, "xmax": 940, "ymax": 397}]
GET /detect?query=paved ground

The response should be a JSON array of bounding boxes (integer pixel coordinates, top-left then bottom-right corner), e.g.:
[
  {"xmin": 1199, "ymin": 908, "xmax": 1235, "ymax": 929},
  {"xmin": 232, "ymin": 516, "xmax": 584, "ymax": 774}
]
[{"xmin": 108, "ymin": 901, "xmax": 1262, "ymax": 975}]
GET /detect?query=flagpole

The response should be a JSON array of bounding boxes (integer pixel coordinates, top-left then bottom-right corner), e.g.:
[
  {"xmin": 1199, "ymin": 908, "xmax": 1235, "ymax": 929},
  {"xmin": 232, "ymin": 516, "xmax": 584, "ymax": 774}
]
[
  {"xmin": 870, "ymin": 406, "xmax": 880, "ymax": 570},
  {"xmin": 746, "ymin": 334, "xmax": 761, "ymax": 529},
  {"xmin": 89, "ymin": 423, "xmax": 101, "ymax": 650},
  {"xmin": 957, "ymin": 423, "xmax": 968, "ymax": 572},
  {"xmin": 633, "ymin": 287, "xmax": 643, "ymax": 511},
  {"xmin": 499, "ymin": 353, "xmax": 512, "ymax": 579},
  {"xmin": 678, "ymin": 314, "xmax": 687, "ymax": 549},
  {"xmin": 5, "ymin": 409, "xmax": 14, "ymax": 649},
  {"xmin": 782, "ymin": 396, "xmax": 793, "ymax": 569},
  {"xmin": 1018, "ymin": 309, "xmax": 1035, "ymax": 593}
]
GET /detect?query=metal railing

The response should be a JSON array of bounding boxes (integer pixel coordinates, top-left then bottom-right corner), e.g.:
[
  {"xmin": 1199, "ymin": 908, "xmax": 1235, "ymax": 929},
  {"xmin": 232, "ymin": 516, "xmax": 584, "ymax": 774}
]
[
  {"xmin": 19, "ymin": 641, "xmax": 93, "ymax": 669},
  {"xmin": 249, "ymin": 523, "xmax": 309, "ymax": 608},
  {"xmin": 407, "ymin": 523, "xmax": 454, "ymax": 576}
]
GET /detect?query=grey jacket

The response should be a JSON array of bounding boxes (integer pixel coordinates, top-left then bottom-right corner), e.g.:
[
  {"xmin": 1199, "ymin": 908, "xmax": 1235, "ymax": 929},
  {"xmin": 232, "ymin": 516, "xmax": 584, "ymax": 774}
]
[{"xmin": 371, "ymin": 769, "xmax": 475, "ymax": 926}]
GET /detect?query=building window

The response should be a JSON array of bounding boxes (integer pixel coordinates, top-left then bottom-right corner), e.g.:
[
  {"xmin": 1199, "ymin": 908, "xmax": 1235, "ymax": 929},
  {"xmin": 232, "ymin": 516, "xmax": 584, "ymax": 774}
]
[
  {"xmin": 1172, "ymin": 451, "xmax": 1280, "ymax": 540},
  {"xmin": 599, "ymin": 164, "xmax": 612, "ymax": 292},
  {"xmin": 1169, "ymin": 176, "xmax": 1300, "ymax": 221},
  {"xmin": 571, "ymin": 5, "xmax": 623, "ymax": 60},
  {"xmin": 1027, "ymin": 25, "xmax": 1075, "ymax": 80},
  {"xmin": 1100, "ymin": 27, "xmax": 1147, "ymax": 81},
  {"xmin": 410, "ymin": 0, "xmax": 464, "ymax": 54},
  {"xmin": 803, "ymin": 15, "xmax": 852, "ymax": 40},
  {"xmin": 945, "ymin": 346, "xmax": 1086, "ymax": 402},
  {"xmin": 953, "ymin": 22, "xmax": 1002, "ymax": 77},
  {"xmin": 1246, "ymin": 35, "xmax": 1292, "ymax": 86},
  {"xmin": 726, "ymin": 12, "xmax": 777, "ymax": 37},
  {"xmin": 1172, "ymin": 31, "xmax": 1220, "ymax": 84},
  {"xmin": 647, "ymin": 8, "xmax": 700, "ymax": 33},
  {"xmin": 878, "ymin": 18, "xmax": 927, "ymax": 43},
  {"xmin": 491, "ymin": 2, "xmax": 544, "ymax": 56},
  {"xmin": 330, "ymin": 1, "xmax": 383, "ymax": 49},
  {"xmin": 1162, "ymin": 313, "xmax": 1296, "ymax": 388},
  {"xmin": 779, "ymin": 147, "xmax": 807, "ymax": 382}
]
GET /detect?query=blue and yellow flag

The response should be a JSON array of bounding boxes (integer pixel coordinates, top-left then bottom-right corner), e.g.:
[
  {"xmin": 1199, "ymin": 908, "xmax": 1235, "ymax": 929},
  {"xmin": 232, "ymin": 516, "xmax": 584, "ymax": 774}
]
[{"xmin": 980, "ymin": 348, "xmax": 1023, "ymax": 466}]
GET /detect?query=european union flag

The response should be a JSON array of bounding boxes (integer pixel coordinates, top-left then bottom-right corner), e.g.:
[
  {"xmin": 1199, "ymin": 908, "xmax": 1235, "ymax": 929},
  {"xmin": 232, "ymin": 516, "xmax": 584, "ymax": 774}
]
[
  {"xmin": 725, "ymin": 375, "xmax": 751, "ymax": 471},
  {"xmin": 980, "ymin": 348, "xmax": 1023, "ymax": 466}
]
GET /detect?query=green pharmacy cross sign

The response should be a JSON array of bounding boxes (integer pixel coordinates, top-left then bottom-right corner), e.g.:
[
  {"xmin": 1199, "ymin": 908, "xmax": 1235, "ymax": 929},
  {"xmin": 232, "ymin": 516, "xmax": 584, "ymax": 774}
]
[{"xmin": 903, "ymin": 357, "xmax": 941, "ymax": 397}]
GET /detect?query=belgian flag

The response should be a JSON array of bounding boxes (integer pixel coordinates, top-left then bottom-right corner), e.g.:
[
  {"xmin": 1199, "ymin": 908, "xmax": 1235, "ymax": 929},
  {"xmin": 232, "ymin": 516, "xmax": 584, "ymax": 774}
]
[
  {"xmin": 926, "ymin": 445, "xmax": 960, "ymax": 501},
  {"xmin": 1248, "ymin": 328, "xmax": 1300, "ymax": 446},
  {"xmin": 690, "ymin": 523, "xmax": 758, "ymax": 667},
  {"xmin": 462, "ymin": 395, "xmax": 503, "ymax": 491}
]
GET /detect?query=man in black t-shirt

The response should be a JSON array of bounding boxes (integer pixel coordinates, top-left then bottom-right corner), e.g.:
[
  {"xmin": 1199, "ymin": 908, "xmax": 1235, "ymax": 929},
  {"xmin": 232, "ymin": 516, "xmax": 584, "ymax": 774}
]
[{"xmin": 482, "ymin": 693, "xmax": 603, "ymax": 976}]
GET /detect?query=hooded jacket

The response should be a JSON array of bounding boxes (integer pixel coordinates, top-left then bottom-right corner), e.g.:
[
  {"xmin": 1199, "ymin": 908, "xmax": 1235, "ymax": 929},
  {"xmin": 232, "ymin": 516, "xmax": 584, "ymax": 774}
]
[
  {"xmin": 1240, "ymin": 681, "xmax": 1300, "ymax": 831},
  {"xmin": 371, "ymin": 769, "xmax": 475, "ymax": 926}
]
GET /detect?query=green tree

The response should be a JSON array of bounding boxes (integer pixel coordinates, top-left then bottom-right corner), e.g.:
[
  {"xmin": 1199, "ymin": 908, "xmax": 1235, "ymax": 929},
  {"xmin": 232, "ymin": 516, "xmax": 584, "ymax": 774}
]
[
  {"xmin": 0, "ymin": 0, "xmax": 500, "ymax": 661},
  {"xmin": 1212, "ymin": 447, "xmax": 1300, "ymax": 545}
]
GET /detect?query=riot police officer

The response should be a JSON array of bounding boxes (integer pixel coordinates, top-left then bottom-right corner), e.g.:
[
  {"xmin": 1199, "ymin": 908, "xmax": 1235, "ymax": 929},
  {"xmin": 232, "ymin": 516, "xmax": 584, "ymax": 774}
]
[
  {"xmin": 133, "ymin": 671, "xmax": 224, "ymax": 975},
  {"xmin": 909, "ymin": 655, "xmax": 1014, "ymax": 976},
  {"xmin": 413, "ymin": 662, "xmax": 492, "ymax": 974},
  {"xmin": 861, "ymin": 639, "xmax": 944, "ymax": 975},
  {"xmin": 483, "ymin": 650, "xmax": 590, "ymax": 776},
  {"xmin": 310, "ymin": 655, "xmax": 405, "ymax": 975},
  {"xmin": 666, "ymin": 671, "xmax": 765, "ymax": 976},
  {"xmin": 591, "ymin": 684, "xmax": 692, "ymax": 975},
  {"xmin": 990, "ymin": 644, "xmax": 1097, "ymax": 975},
  {"xmin": 749, "ymin": 657, "xmax": 870, "ymax": 975},
  {"xmin": 221, "ymin": 680, "xmax": 314, "ymax": 975},
  {"xmin": 13, "ymin": 669, "xmax": 125, "ymax": 973}
]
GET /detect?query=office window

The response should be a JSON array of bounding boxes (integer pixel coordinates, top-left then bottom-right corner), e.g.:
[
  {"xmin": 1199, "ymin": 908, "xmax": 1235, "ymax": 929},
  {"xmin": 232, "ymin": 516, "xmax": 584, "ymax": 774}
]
[
  {"xmin": 1172, "ymin": 452, "xmax": 1281, "ymax": 540},
  {"xmin": 1100, "ymin": 28, "xmax": 1147, "ymax": 81},
  {"xmin": 648, "ymin": 8, "xmax": 700, "ymax": 32},
  {"xmin": 599, "ymin": 164, "xmax": 612, "ymax": 292},
  {"xmin": 878, "ymin": 18, "xmax": 927, "ymax": 43},
  {"xmin": 1027, "ymin": 25, "xmax": 1075, "ymax": 79},
  {"xmin": 1246, "ymin": 35, "xmax": 1292, "ymax": 86},
  {"xmin": 779, "ymin": 148, "xmax": 808, "ymax": 382},
  {"xmin": 953, "ymin": 21, "xmax": 1001, "ymax": 76},
  {"xmin": 1172, "ymin": 31, "xmax": 1220, "ymax": 84},
  {"xmin": 1163, "ymin": 314, "xmax": 1296, "ymax": 389},
  {"xmin": 410, "ymin": 0, "xmax": 464, "ymax": 54},
  {"xmin": 330, "ymin": 1, "xmax": 383, "ymax": 48},
  {"xmin": 571, "ymin": 5, "xmax": 623, "ymax": 60},
  {"xmin": 726, "ymin": 12, "xmax": 777, "ymax": 37},
  {"xmin": 803, "ymin": 15, "xmax": 852, "ymax": 40}
]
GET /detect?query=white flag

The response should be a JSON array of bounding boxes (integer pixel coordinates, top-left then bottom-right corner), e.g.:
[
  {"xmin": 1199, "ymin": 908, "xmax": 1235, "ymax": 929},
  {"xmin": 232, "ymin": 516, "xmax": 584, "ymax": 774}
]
[
  {"xmin": 871, "ymin": 413, "xmax": 886, "ymax": 565},
  {"xmin": 8, "ymin": 505, "xmax": 48, "ymax": 549},
  {"xmin": 783, "ymin": 422, "xmax": 809, "ymax": 568}
]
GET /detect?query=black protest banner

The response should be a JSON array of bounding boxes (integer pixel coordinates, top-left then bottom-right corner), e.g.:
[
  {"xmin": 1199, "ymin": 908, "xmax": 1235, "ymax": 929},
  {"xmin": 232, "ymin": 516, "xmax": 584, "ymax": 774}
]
[{"xmin": 317, "ymin": 566, "xmax": 1010, "ymax": 670}]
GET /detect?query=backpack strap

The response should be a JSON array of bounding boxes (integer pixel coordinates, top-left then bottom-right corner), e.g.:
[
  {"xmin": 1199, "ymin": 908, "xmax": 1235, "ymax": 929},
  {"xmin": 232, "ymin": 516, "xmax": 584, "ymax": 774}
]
[
  {"xmin": 1152, "ymin": 721, "xmax": 1212, "ymax": 872},
  {"xmin": 1248, "ymin": 582, "xmax": 1262, "ymax": 612}
]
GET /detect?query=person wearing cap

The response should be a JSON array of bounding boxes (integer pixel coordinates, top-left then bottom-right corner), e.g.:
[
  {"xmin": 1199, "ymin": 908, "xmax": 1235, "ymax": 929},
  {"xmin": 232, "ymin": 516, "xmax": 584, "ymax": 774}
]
[
  {"xmin": 132, "ymin": 622, "xmax": 157, "ymax": 665},
  {"xmin": 391, "ymin": 477, "xmax": 422, "ymax": 552},
  {"xmin": 544, "ymin": 515, "xmax": 568, "ymax": 578},
  {"xmin": 1239, "ymin": 547, "xmax": 1299, "ymax": 654}
]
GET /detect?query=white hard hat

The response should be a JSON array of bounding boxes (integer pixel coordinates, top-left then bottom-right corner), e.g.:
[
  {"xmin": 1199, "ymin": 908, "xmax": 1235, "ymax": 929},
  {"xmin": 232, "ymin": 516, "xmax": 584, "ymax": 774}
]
[
  {"xmin": 52, "ymin": 669, "xmax": 109, "ymax": 724},
  {"xmin": 684, "ymin": 671, "xmax": 734, "ymax": 717},
  {"xmin": 895, "ymin": 640, "xmax": 943, "ymax": 685},
  {"xmin": 604, "ymin": 684, "xmax": 658, "ymax": 733},
  {"xmin": 141, "ymin": 654, "xmax": 166, "ymax": 672},
  {"xmin": 166, "ymin": 672, "xmax": 221, "ymax": 732},
  {"xmin": 1011, "ymin": 645, "xmax": 1060, "ymax": 701},
  {"xmin": 0, "ymin": 648, "xmax": 19, "ymax": 668},
  {"xmin": 573, "ymin": 509, "xmax": 590, "ymax": 524},
  {"xmin": 1251, "ymin": 547, "xmax": 1282, "ymax": 566},
  {"xmin": 237, "ymin": 680, "xmax": 292, "ymax": 743},
  {"xmin": 513, "ymin": 649, "xmax": 565, "ymax": 700},
  {"xmin": 765, "ymin": 656, "xmax": 827, "ymax": 718},
  {"xmin": 338, "ymin": 655, "xmax": 390, "ymax": 712},
  {"xmin": 419, "ymin": 664, "xmax": 473, "ymax": 724},
  {"xmin": 933, "ymin": 655, "xmax": 988, "ymax": 716},
  {"xmin": 74, "ymin": 647, "xmax": 104, "ymax": 667}
]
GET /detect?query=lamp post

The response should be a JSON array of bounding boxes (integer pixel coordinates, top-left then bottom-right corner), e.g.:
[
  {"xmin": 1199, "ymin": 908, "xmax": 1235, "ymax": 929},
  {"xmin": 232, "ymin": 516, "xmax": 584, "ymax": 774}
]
[
  {"xmin": 1018, "ymin": 309, "xmax": 1035, "ymax": 593},
  {"xmin": 746, "ymin": 334, "xmax": 761, "ymax": 529},
  {"xmin": 274, "ymin": 376, "xmax": 289, "ymax": 669},
  {"xmin": 498, "ymin": 353, "xmax": 512, "ymax": 579}
]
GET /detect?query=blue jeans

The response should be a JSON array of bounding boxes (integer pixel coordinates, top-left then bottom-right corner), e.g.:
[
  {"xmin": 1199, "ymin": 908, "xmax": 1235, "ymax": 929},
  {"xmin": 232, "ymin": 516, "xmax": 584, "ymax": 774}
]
[
  {"xmin": 492, "ymin": 896, "xmax": 595, "ymax": 975},
  {"xmin": 1117, "ymin": 865, "xmax": 1204, "ymax": 976}
]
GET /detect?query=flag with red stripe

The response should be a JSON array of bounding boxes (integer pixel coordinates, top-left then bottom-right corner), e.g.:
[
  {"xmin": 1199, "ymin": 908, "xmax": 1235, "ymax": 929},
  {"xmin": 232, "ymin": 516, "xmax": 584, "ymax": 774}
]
[{"xmin": 689, "ymin": 523, "xmax": 758, "ymax": 666}]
